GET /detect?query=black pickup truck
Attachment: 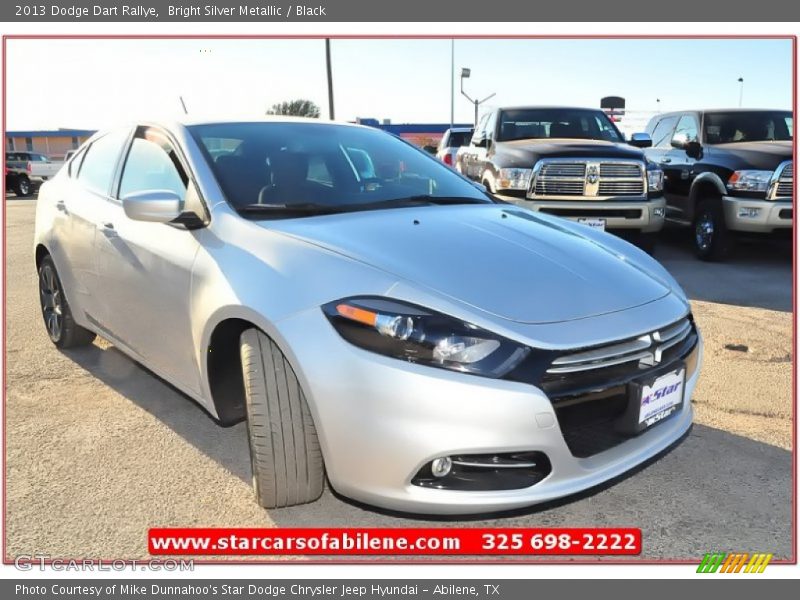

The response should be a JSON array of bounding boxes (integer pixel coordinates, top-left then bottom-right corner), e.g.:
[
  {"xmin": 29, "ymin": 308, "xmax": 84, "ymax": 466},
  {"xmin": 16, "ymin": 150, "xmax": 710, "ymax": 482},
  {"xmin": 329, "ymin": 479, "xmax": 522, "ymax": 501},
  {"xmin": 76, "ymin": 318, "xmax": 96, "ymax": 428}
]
[
  {"xmin": 456, "ymin": 106, "xmax": 666, "ymax": 250},
  {"xmin": 644, "ymin": 109, "xmax": 792, "ymax": 260}
]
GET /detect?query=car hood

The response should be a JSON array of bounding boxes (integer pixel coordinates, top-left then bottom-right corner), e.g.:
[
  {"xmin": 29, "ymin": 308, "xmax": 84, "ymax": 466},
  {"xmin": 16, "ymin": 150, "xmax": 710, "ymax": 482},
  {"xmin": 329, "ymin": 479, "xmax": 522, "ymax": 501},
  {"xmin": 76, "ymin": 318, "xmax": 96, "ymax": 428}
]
[
  {"xmin": 493, "ymin": 138, "xmax": 644, "ymax": 168},
  {"xmin": 707, "ymin": 141, "xmax": 792, "ymax": 171},
  {"xmin": 265, "ymin": 205, "xmax": 671, "ymax": 324}
]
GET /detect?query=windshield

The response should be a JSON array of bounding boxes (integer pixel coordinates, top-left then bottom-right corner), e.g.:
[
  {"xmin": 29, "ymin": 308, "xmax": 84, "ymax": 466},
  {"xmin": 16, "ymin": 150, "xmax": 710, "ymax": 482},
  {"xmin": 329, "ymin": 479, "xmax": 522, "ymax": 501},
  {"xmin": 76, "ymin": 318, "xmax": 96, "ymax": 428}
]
[
  {"xmin": 189, "ymin": 122, "xmax": 491, "ymax": 216},
  {"xmin": 496, "ymin": 108, "xmax": 623, "ymax": 142},
  {"xmin": 703, "ymin": 111, "xmax": 793, "ymax": 143}
]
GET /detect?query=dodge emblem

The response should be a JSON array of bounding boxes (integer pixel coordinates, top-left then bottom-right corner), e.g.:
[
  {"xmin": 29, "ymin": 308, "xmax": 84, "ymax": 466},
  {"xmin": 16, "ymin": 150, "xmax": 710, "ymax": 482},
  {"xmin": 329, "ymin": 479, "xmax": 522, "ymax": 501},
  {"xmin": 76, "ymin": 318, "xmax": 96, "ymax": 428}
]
[{"xmin": 587, "ymin": 165, "xmax": 599, "ymax": 184}]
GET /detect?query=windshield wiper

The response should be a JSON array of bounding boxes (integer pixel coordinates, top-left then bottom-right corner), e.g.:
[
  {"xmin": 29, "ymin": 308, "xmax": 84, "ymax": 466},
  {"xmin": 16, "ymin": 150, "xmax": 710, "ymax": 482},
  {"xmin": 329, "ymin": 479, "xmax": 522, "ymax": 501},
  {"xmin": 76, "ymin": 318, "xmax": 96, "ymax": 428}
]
[
  {"xmin": 238, "ymin": 203, "xmax": 338, "ymax": 215},
  {"xmin": 392, "ymin": 195, "xmax": 491, "ymax": 206}
]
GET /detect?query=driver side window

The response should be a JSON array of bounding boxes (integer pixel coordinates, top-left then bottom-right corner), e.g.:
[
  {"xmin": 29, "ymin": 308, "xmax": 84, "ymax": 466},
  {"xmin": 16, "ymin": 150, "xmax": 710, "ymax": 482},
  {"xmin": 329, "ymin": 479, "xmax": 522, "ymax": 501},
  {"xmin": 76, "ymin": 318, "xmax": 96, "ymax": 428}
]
[
  {"xmin": 471, "ymin": 114, "xmax": 490, "ymax": 145},
  {"xmin": 672, "ymin": 115, "xmax": 700, "ymax": 145},
  {"xmin": 118, "ymin": 132, "xmax": 188, "ymax": 202}
]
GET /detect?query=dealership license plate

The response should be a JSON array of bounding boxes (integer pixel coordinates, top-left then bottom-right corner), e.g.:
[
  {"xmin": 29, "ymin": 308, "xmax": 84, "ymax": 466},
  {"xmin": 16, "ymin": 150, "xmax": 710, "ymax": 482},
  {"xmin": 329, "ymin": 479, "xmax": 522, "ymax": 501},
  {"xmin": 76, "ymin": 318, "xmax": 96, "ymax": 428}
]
[
  {"xmin": 577, "ymin": 218, "xmax": 606, "ymax": 231},
  {"xmin": 638, "ymin": 369, "xmax": 685, "ymax": 428}
]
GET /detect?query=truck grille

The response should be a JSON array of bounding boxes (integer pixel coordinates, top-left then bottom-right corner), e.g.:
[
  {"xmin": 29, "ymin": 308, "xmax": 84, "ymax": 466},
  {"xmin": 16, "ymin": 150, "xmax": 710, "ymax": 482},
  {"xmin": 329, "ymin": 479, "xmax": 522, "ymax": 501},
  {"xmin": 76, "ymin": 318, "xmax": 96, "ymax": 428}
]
[
  {"xmin": 775, "ymin": 162, "xmax": 793, "ymax": 198},
  {"xmin": 530, "ymin": 159, "xmax": 646, "ymax": 199}
]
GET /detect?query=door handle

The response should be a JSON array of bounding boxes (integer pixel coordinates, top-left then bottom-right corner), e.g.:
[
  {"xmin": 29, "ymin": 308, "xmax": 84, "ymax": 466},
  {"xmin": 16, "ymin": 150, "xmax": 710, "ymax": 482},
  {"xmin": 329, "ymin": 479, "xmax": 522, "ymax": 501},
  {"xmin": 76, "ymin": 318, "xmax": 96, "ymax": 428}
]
[
  {"xmin": 101, "ymin": 222, "xmax": 117, "ymax": 237},
  {"xmin": 662, "ymin": 158, "xmax": 672, "ymax": 164},
  {"xmin": 55, "ymin": 200, "xmax": 67, "ymax": 212}
]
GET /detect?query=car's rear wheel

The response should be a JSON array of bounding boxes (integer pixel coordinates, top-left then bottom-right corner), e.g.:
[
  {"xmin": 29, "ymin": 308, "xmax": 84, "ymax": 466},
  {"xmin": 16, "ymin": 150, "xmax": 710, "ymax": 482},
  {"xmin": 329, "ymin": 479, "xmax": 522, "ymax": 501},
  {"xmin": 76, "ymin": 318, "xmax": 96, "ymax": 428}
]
[
  {"xmin": 38, "ymin": 255, "xmax": 96, "ymax": 348},
  {"xmin": 15, "ymin": 176, "xmax": 32, "ymax": 197},
  {"xmin": 694, "ymin": 199, "xmax": 733, "ymax": 261},
  {"xmin": 240, "ymin": 328, "xmax": 325, "ymax": 508}
]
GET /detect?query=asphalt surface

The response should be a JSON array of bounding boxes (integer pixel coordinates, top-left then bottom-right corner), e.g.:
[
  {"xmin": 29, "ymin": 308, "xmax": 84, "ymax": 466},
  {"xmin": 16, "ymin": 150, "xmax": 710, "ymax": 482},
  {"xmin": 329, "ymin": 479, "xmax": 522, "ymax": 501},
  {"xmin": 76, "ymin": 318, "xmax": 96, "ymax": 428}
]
[{"xmin": 3, "ymin": 196, "xmax": 793, "ymax": 561}]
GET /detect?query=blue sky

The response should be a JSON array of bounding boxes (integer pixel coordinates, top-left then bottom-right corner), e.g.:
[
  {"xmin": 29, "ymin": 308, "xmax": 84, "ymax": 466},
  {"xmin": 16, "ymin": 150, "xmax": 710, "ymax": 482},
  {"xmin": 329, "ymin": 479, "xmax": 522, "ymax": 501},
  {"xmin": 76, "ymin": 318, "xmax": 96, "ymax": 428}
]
[{"xmin": 5, "ymin": 38, "xmax": 793, "ymax": 130}]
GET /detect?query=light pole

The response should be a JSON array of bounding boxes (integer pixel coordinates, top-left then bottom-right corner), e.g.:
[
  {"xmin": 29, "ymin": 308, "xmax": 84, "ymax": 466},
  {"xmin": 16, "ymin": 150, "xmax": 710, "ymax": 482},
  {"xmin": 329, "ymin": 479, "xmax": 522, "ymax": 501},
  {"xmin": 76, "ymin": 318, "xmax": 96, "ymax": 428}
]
[
  {"xmin": 326, "ymin": 39, "xmax": 335, "ymax": 120},
  {"xmin": 738, "ymin": 77, "xmax": 744, "ymax": 108},
  {"xmin": 656, "ymin": 98, "xmax": 661, "ymax": 113},
  {"xmin": 460, "ymin": 68, "xmax": 495, "ymax": 126},
  {"xmin": 449, "ymin": 40, "xmax": 455, "ymax": 130}
]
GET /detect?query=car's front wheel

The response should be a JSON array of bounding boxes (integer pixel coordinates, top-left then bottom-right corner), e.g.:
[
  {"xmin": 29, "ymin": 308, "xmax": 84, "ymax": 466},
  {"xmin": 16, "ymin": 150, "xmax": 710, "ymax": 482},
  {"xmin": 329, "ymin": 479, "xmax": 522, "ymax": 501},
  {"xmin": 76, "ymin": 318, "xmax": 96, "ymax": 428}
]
[
  {"xmin": 38, "ymin": 255, "xmax": 96, "ymax": 348},
  {"xmin": 240, "ymin": 328, "xmax": 325, "ymax": 508},
  {"xmin": 694, "ymin": 199, "xmax": 733, "ymax": 261}
]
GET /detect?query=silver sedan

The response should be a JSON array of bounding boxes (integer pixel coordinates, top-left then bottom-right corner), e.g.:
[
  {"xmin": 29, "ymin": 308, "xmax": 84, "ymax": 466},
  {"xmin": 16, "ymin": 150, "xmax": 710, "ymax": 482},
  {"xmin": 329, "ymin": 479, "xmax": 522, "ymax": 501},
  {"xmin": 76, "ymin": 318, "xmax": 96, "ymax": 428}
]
[{"xmin": 33, "ymin": 118, "xmax": 702, "ymax": 514}]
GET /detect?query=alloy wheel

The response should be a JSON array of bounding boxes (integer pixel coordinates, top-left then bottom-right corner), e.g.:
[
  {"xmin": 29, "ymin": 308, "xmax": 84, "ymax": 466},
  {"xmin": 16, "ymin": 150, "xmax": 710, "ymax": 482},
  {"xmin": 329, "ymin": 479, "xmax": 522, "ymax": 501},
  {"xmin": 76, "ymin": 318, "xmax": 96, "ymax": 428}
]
[
  {"xmin": 19, "ymin": 179, "xmax": 30, "ymax": 196},
  {"xmin": 39, "ymin": 263, "xmax": 63, "ymax": 342}
]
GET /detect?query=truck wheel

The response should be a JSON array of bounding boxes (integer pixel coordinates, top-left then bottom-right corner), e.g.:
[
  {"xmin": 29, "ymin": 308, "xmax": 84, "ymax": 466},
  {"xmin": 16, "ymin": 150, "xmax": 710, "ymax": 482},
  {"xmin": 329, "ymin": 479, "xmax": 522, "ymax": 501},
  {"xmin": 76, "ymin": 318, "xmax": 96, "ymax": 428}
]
[
  {"xmin": 240, "ymin": 328, "xmax": 325, "ymax": 509},
  {"xmin": 693, "ymin": 199, "xmax": 733, "ymax": 261},
  {"xmin": 38, "ymin": 255, "xmax": 96, "ymax": 348},
  {"xmin": 15, "ymin": 176, "xmax": 32, "ymax": 197}
]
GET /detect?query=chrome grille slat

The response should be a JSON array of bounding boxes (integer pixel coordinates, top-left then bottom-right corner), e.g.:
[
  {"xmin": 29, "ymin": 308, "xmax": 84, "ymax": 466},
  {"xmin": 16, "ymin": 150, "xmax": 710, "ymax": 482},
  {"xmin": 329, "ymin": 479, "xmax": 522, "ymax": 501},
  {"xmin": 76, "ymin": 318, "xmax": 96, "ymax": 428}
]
[
  {"xmin": 773, "ymin": 161, "xmax": 793, "ymax": 198},
  {"xmin": 546, "ymin": 317, "xmax": 692, "ymax": 375},
  {"xmin": 540, "ymin": 163, "xmax": 586, "ymax": 178},
  {"xmin": 599, "ymin": 163, "xmax": 641, "ymax": 178}
]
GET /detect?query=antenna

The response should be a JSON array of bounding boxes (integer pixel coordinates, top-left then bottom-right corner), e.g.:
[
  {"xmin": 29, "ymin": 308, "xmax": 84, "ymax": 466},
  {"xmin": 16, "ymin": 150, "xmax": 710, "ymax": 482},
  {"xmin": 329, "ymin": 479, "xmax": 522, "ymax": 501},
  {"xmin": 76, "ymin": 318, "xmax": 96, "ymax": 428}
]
[{"xmin": 179, "ymin": 96, "xmax": 188, "ymax": 115}]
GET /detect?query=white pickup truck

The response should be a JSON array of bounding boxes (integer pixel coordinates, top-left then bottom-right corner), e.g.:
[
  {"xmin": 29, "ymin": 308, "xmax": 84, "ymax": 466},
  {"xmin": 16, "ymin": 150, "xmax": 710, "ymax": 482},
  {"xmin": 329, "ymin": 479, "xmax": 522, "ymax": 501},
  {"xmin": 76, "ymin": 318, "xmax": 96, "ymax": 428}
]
[{"xmin": 5, "ymin": 151, "xmax": 64, "ymax": 197}]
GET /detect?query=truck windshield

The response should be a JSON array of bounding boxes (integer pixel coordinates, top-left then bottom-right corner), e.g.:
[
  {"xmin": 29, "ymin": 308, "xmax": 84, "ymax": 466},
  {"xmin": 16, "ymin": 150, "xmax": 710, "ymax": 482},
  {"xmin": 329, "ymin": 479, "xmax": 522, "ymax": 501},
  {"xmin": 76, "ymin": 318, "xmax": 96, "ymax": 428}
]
[
  {"xmin": 495, "ymin": 108, "xmax": 623, "ymax": 143},
  {"xmin": 704, "ymin": 111, "xmax": 793, "ymax": 143},
  {"xmin": 189, "ymin": 122, "xmax": 491, "ymax": 217}
]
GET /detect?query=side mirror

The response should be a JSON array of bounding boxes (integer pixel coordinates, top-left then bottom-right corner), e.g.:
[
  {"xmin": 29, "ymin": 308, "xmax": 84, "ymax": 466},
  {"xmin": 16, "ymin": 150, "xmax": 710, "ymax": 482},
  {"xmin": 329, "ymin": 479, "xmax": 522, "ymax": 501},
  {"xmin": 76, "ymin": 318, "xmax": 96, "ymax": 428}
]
[
  {"xmin": 670, "ymin": 132, "xmax": 689, "ymax": 149},
  {"xmin": 629, "ymin": 132, "xmax": 652, "ymax": 148},
  {"xmin": 472, "ymin": 133, "xmax": 488, "ymax": 148},
  {"xmin": 122, "ymin": 190, "xmax": 183, "ymax": 223},
  {"xmin": 685, "ymin": 141, "xmax": 703, "ymax": 159}
]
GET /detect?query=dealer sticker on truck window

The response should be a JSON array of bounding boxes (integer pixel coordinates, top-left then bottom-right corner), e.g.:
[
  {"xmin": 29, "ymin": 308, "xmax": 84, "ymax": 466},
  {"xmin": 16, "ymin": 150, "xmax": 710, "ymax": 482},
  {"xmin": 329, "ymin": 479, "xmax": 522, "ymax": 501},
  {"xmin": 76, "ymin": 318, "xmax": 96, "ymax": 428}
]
[{"xmin": 639, "ymin": 369, "xmax": 685, "ymax": 428}]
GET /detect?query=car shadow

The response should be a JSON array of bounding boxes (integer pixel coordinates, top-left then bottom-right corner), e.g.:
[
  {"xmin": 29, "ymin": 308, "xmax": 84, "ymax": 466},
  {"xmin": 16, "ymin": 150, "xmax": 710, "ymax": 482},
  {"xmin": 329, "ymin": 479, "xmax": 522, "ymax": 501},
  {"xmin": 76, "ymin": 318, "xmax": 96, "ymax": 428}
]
[
  {"xmin": 62, "ymin": 340, "xmax": 792, "ymax": 556},
  {"xmin": 655, "ymin": 225, "xmax": 792, "ymax": 313}
]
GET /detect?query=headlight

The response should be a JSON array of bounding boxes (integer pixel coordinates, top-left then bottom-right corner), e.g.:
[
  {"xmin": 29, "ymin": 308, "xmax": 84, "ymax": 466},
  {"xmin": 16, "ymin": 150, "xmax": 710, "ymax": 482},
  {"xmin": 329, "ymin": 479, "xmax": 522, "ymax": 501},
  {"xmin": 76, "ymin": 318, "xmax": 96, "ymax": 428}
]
[
  {"xmin": 647, "ymin": 168, "xmax": 664, "ymax": 192},
  {"xmin": 323, "ymin": 297, "xmax": 530, "ymax": 378},
  {"xmin": 728, "ymin": 170, "xmax": 773, "ymax": 193},
  {"xmin": 497, "ymin": 168, "xmax": 532, "ymax": 191}
]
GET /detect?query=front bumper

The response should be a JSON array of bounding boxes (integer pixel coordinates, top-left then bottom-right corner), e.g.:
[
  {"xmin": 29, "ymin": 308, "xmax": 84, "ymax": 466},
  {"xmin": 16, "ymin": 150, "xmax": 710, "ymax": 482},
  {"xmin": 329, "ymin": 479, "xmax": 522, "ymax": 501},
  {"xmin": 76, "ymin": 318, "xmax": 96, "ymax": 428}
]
[
  {"xmin": 276, "ymin": 304, "xmax": 701, "ymax": 515},
  {"xmin": 507, "ymin": 197, "xmax": 666, "ymax": 233},
  {"xmin": 722, "ymin": 196, "xmax": 793, "ymax": 233}
]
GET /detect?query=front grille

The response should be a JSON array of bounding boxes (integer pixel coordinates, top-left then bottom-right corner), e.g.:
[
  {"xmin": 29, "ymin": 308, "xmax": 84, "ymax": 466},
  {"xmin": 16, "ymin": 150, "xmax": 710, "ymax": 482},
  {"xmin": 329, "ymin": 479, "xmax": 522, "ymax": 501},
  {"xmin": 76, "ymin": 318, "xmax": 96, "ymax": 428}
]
[
  {"xmin": 599, "ymin": 164, "xmax": 641, "ymax": 178},
  {"xmin": 534, "ymin": 180, "xmax": 585, "ymax": 196},
  {"xmin": 773, "ymin": 161, "xmax": 793, "ymax": 198},
  {"xmin": 540, "ymin": 163, "xmax": 586, "ymax": 178},
  {"xmin": 530, "ymin": 159, "xmax": 646, "ymax": 199},
  {"xmin": 539, "ymin": 316, "xmax": 699, "ymax": 458},
  {"xmin": 598, "ymin": 181, "xmax": 645, "ymax": 196}
]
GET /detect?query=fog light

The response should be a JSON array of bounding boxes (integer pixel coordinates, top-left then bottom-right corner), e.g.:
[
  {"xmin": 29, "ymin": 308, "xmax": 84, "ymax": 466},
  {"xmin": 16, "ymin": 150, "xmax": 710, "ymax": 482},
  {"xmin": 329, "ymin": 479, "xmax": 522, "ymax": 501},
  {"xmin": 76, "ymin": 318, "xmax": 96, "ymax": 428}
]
[
  {"xmin": 430, "ymin": 457, "xmax": 452, "ymax": 478},
  {"xmin": 653, "ymin": 207, "xmax": 665, "ymax": 218},
  {"xmin": 738, "ymin": 207, "xmax": 761, "ymax": 218}
]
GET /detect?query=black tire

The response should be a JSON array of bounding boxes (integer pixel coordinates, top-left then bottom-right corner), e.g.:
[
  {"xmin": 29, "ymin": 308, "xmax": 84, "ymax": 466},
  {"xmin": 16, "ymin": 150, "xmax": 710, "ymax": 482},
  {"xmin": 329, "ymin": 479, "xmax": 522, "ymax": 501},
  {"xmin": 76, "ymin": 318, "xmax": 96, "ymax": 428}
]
[
  {"xmin": 38, "ymin": 255, "xmax": 96, "ymax": 348},
  {"xmin": 693, "ymin": 199, "xmax": 734, "ymax": 261},
  {"xmin": 240, "ymin": 328, "xmax": 324, "ymax": 508},
  {"xmin": 14, "ymin": 175, "xmax": 32, "ymax": 197}
]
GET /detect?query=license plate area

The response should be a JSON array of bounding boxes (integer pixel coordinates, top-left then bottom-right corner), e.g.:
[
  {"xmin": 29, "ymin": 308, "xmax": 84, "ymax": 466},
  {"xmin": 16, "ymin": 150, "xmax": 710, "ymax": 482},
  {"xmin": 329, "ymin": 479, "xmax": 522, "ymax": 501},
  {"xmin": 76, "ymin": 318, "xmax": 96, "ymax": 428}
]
[
  {"xmin": 577, "ymin": 217, "xmax": 606, "ymax": 231},
  {"xmin": 618, "ymin": 366, "xmax": 685, "ymax": 435}
]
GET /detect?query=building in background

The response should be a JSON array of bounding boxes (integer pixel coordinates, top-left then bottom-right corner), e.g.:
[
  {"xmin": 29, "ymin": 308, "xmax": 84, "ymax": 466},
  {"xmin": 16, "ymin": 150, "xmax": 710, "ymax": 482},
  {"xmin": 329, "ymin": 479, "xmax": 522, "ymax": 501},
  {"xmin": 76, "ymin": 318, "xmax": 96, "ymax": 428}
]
[
  {"xmin": 5, "ymin": 129, "xmax": 95, "ymax": 159},
  {"xmin": 356, "ymin": 118, "xmax": 472, "ymax": 149}
]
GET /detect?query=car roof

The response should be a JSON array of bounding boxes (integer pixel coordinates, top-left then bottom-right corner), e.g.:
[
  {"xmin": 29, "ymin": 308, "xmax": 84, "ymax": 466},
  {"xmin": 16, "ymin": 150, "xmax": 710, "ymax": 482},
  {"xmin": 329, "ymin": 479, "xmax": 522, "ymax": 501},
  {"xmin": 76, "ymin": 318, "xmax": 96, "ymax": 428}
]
[
  {"xmin": 654, "ymin": 108, "xmax": 791, "ymax": 118},
  {"xmin": 496, "ymin": 106, "xmax": 605, "ymax": 112},
  {"xmin": 447, "ymin": 127, "xmax": 474, "ymax": 132}
]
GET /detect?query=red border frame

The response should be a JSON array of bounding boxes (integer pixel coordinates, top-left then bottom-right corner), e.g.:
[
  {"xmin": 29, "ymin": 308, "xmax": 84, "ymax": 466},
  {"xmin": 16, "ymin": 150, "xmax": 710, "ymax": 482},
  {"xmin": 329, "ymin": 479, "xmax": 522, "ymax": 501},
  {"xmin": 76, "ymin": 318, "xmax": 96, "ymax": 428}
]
[{"xmin": 1, "ymin": 33, "xmax": 796, "ymax": 567}]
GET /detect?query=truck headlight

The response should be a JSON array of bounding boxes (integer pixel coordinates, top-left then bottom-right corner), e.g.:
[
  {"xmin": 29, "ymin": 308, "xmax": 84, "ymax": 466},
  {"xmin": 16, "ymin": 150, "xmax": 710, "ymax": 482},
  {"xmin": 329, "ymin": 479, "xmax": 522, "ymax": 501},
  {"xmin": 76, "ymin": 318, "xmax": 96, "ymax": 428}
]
[
  {"xmin": 647, "ymin": 168, "xmax": 664, "ymax": 192},
  {"xmin": 323, "ymin": 297, "xmax": 530, "ymax": 378},
  {"xmin": 497, "ymin": 168, "xmax": 533, "ymax": 191},
  {"xmin": 728, "ymin": 170, "xmax": 773, "ymax": 193}
]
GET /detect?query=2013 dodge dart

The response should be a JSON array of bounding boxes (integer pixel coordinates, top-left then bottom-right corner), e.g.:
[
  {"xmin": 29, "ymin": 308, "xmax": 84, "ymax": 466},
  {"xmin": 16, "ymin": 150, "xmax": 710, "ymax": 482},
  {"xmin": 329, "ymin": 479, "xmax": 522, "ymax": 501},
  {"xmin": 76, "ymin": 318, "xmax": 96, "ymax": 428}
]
[{"xmin": 34, "ymin": 118, "xmax": 702, "ymax": 514}]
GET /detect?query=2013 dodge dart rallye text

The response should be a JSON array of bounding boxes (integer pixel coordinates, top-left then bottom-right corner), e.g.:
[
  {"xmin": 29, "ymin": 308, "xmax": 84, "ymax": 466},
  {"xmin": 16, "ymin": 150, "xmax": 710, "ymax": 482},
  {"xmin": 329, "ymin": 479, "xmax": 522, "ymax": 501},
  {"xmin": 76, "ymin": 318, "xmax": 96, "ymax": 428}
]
[
  {"xmin": 34, "ymin": 118, "xmax": 701, "ymax": 514},
  {"xmin": 457, "ymin": 106, "xmax": 666, "ymax": 250}
]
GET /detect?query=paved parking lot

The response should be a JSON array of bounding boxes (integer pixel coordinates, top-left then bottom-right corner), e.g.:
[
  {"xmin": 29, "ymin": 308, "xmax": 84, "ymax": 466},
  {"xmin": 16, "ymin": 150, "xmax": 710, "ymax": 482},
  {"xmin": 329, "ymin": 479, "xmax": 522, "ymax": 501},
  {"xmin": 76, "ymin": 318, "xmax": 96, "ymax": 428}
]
[{"xmin": 3, "ymin": 195, "xmax": 793, "ymax": 561}]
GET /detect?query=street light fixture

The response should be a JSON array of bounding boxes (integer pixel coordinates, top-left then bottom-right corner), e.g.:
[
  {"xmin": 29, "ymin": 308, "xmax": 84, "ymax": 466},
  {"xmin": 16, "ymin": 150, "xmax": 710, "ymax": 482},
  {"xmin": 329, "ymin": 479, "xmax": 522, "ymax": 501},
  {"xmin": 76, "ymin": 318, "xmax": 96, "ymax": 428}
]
[
  {"xmin": 738, "ymin": 77, "xmax": 744, "ymax": 108},
  {"xmin": 460, "ymin": 68, "xmax": 495, "ymax": 126}
]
